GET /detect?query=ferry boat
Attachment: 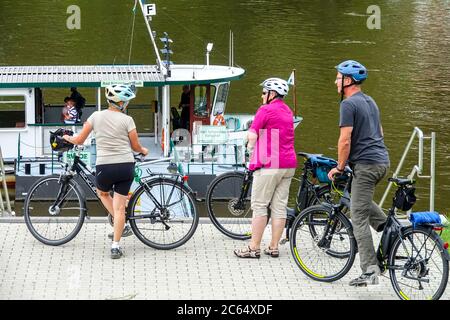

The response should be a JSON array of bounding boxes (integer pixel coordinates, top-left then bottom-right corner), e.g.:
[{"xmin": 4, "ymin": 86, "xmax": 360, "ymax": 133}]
[{"xmin": 0, "ymin": 1, "xmax": 302, "ymax": 208}]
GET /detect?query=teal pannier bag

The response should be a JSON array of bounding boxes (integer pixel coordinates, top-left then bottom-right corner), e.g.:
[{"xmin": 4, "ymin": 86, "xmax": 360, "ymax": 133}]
[{"xmin": 309, "ymin": 156, "xmax": 338, "ymax": 184}]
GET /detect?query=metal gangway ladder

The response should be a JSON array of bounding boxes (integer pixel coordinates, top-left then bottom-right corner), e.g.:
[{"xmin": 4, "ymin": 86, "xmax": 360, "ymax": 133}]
[
  {"xmin": 379, "ymin": 127, "xmax": 436, "ymax": 212},
  {"xmin": 0, "ymin": 146, "xmax": 14, "ymax": 216}
]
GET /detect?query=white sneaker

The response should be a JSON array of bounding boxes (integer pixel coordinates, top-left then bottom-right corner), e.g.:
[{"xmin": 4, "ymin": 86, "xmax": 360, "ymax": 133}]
[{"xmin": 349, "ymin": 265, "xmax": 380, "ymax": 287}]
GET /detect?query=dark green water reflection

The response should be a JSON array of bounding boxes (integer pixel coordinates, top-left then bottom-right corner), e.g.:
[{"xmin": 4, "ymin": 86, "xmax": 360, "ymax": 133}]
[{"xmin": 0, "ymin": 0, "xmax": 449, "ymax": 212}]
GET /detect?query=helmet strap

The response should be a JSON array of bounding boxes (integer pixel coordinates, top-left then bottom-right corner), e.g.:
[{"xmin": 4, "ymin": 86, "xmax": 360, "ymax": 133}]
[
  {"xmin": 109, "ymin": 100, "xmax": 125, "ymax": 112},
  {"xmin": 266, "ymin": 91, "xmax": 281, "ymax": 104},
  {"xmin": 108, "ymin": 100, "xmax": 129, "ymax": 112},
  {"xmin": 340, "ymin": 76, "xmax": 358, "ymax": 102}
]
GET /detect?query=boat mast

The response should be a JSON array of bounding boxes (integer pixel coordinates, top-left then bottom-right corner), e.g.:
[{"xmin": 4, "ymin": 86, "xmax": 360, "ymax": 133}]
[{"xmin": 138, "ymin": 1, "xmax": 168, "ymax": 77}]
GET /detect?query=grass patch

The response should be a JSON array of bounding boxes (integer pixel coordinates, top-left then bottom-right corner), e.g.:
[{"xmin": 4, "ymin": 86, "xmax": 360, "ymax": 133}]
[{"xmin": 440, "ymin": 228, "xmax": 450, "ymax": 244}]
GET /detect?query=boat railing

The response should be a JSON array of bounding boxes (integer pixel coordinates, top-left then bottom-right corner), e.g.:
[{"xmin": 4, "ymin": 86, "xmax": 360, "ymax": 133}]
[
  {"xmin": 0, "ymin": 146, "xmax": 14, "ymax": 216},
  {"xmin": 379, "ymin": 127, "xmax": 436, "ymax": 212},
  {"xmin": 172, "ymin": 142, "xmax": 245, "ymax": 175}
]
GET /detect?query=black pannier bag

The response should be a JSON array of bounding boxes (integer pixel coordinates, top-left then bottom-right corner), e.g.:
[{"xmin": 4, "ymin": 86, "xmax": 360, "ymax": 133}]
[
  {"xmin": 393, "ymin": 186, "xmax": 416, "ymax": 211},
  {"xmin": 50, "ymin": 128, "xmax": 74, "ymax": 152}
]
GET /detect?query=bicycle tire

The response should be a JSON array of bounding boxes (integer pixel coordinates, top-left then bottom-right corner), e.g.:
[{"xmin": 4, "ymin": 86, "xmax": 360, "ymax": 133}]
[
  {"xmin": 206, "ymin": 171, "xmax": 252, "ymax": 240},
  {"xmin": 290, "ymin": 204, "xmax": 357, "ymax": 282},
  {"xmin": 388, "ymin": 226, "xmax": 449, "ymax": 300},
  {"xmin": 128, "ymin": 177, "xmax": 199, "ymax": 250},
  {"xmin": 24, "ymin": 174, "xmax": 86, "ymax": 246}
]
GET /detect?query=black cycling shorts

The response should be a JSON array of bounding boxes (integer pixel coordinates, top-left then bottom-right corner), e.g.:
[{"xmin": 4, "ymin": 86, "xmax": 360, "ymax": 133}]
[{"xmin": 95, "ymin": 162, "xmax": 135, "ymax": 196}]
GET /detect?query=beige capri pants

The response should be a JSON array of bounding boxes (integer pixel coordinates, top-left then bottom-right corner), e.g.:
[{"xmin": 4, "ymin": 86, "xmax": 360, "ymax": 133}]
[{"xmin": 251, "ymin": 168, "xmax": 296, "ymax": 219}]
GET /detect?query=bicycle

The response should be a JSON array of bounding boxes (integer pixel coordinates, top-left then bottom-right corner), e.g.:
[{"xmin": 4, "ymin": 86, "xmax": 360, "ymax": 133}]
[
  {"xmin": 289, "ymin": 169, "xmax": 449, "ymax": 300},
  {"xmin": 205, "ymin": 152, "xmax": 346, "ymax": 240},
  {"xmin": 24, "ymin": 146, "xmax": 199, "ymax": 250}
]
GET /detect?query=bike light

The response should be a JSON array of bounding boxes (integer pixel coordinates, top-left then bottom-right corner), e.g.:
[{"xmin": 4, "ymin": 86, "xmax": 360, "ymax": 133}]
[
  {"xmin": 444, "ymin": 243, "xmax": 449, "ymax": 250},
  {"xmin": 183, "ymin": 175, "xmax": 189, "ymax": 182}
]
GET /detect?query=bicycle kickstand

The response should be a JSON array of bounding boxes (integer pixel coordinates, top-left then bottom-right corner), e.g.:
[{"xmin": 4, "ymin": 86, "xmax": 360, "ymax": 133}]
[{"xmin": 279, "ymin": 227, "xmax": 290, "ymax": 245}]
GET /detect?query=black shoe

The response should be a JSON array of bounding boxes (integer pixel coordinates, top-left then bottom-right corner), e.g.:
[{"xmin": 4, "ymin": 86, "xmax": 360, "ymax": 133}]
[
  {"xmin": 108, "ymin": 225, "xmax": 133, "ymax": 240},
  {"xmin": 111, "ymin": 247, "xmax": 124, "ymax": 259}
]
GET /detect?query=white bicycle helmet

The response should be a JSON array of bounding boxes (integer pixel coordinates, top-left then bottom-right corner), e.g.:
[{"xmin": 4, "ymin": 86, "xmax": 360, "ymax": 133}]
[
  {"xmin": 260, "ymin": 78, "xmax": 289, "ymax": 97},
  {"xmin": 105, "ymin": 84, "xmax": 136, "ymax": 110}
]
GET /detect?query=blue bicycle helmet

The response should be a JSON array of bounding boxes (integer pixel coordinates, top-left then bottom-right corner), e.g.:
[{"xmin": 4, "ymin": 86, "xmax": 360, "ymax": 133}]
[{"xmin": 335, "ymin": 60, "xmax": 368, "ymax": 83}]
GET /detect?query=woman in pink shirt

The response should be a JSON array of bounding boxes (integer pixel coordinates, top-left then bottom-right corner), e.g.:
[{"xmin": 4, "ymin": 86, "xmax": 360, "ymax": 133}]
[{"xmin": 234, "ymin": 78, "xmax": 297, "ymax": 258}]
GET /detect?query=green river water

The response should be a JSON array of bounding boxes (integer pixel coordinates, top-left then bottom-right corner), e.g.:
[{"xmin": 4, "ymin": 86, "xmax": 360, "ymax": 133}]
[{"xmin": 0, "ymin": 0, "xmax": 449, "ymax": 212}]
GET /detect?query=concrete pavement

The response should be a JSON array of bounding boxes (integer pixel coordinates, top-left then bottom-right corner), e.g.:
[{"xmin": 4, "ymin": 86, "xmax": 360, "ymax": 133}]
[{"xmin": 0, "ymin": 218, "xmax": 448, "ymax": 300}]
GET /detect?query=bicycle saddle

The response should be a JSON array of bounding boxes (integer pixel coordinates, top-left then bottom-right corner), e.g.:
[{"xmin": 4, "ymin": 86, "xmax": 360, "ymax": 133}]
[
  {"xmin": 388, "ymin": 177, "xmax": 415, "ymax": 186},
  {"xmin": 297, "ymin": 152, "xmax": 323, "ymax": 159}
]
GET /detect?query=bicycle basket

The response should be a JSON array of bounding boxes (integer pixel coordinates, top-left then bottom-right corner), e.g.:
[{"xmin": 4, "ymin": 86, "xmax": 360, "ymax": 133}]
[
  {"xmin": 50, "ymin": 128, "xmax": 74, "ymax": 152},
  {"xmin": 309, "ymin": 156, "xmax": 337, "ymax": 184},
  {"xmin": 393, "ymin": 186, "xmax": 416, "ymax": 211}
]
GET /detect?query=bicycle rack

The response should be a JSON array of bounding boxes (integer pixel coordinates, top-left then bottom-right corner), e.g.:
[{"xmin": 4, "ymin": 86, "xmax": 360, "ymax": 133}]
[
  {"xmin": 0, "ymin": 146, "xmax": 14, "ymax": 217},
  {"xmin": 379, "ymin": 127, "xmax": 436, "ymax": 212}
]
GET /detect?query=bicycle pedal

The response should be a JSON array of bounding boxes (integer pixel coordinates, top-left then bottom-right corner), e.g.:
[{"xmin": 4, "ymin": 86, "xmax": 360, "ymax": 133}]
[{"xmin": 279, "ymin": 238, "xmax": 289, "ymax": 245}]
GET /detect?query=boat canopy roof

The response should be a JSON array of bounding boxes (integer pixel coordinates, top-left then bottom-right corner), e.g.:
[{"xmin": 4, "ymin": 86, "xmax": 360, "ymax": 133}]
[{"xmin": 0, "ymin": 64, "xmax": 245, "ymax": 88}]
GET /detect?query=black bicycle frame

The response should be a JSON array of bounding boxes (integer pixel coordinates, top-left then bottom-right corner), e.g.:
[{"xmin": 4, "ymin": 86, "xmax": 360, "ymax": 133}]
[{"xmin": 50, "ymin": 154, "xmax": 105, "ymax": 214}]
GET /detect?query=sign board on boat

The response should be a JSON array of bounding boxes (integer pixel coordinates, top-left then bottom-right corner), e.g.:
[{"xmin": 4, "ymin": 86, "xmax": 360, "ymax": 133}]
[
  {"xmin": 101, "ymin": 80, "xmax": 144, "ymax": 87},
  {"xmin": 197, "ymin": 126, "xmax": 228, "ymax": 145},
  {"xmin": 63, "ymin": 151, "xmax": 91, "ymax": 167}
]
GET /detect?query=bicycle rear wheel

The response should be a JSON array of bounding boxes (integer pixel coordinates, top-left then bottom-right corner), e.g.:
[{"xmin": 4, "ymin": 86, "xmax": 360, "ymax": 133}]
[
  {"xmin": 388, "ymin": 226, "xmax": 449, "ymax": 300},
  {"xmin": 206, "ymin": 172, "xmax": 252, "ymax": 240},
  {"xmin": 290, "ymin": 205, "xmax": 357, "ymax": 282},
  {"xmin": 128, "ymin": 177, "xmax": 198, "ymax": 250},
  {"xmin": 24, "ymin": 174, "xmax": 86, "ymax": 246}
]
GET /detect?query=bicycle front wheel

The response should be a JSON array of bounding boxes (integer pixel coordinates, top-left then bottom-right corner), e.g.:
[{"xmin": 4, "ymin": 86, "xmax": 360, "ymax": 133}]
[
  {"xmin": 290, "ymin": 205, "xmax": 357, "ymax": 282},
  {"xmin": 24, "ymin": 174, "xmax": 86, "ymax": 246},
  {"xmin": 388, "ymin": 226, "xmax": 449, "ymax": 300},
  {"xmin": 206, "ymin": 172, "xmax": 252, "ymax": 240},
  {"xmin": 128, "ymin": 177, "xmax": 199, "ymax": 250}
]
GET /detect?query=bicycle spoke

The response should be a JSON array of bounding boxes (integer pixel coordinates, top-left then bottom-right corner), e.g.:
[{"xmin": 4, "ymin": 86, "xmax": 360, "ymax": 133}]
[
  {"xmin": 129, "ymin": 179, "xmax": 198, "ymax": 249},
  {"xmin": 389, "ymin": 228, "xmax": 448, "ymax": 300},
  {"xmin": 24, "ymin": 176, "xmax": 85, "ymax": 246}
]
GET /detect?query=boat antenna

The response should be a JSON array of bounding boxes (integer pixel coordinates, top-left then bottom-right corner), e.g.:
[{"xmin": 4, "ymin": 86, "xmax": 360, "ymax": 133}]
[
  {"xmin": 128, "ymin": 0, "xmax": 138, "ymax": 65},
  {"xmin": 229, "ymin": 30, "xmax": 234, "ymax": 67},
  {"xmin": 137, "ymin": 1, "xmax": 168, "ymax": 77}
]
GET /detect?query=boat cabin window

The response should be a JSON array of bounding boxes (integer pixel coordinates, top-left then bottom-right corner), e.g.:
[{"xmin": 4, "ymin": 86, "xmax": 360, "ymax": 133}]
[
  {"xmin": 213, "ymin": 83, "xmax": 229, "ymax": 116},
  {"xmin": 0, "ymin": 95, "xmax": 26, "ymax": 128},
  {"xmin": 193, "ymin": 86, "xmax": 209, "ymax": 117},
  {"xmin": 190, "ymin": 85, "xmax": 216, "ymax": 131}
]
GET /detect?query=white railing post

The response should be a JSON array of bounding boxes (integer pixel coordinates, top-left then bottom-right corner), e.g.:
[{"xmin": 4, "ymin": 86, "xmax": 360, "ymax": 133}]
[
  {"xmin": 379, "ymin": 127, "xmax": 436, "ymax": 213},
  {"xmin": 430, "ymin": 132, "xmax": 436, "ymax": 212},
  {"xmin": 0, "ymin": 147, "xmax": 13, "ymax": 216}
]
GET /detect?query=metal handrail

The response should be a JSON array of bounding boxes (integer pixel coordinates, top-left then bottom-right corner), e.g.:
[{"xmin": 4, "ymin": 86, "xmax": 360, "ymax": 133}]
[
  {"xmin": 379, "ymin": 127, "xmax": 436, "ymax": 212},
  {"xmin": 0, "ymin": 146, "xmax": 14, "ymax": 216}
]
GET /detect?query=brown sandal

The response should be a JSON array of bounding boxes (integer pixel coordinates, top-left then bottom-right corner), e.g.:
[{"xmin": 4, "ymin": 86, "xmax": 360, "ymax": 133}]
[
  {"xmin": 264, "ymin": 247, "xmax": 279, "ymax": 257},
  {"xmin": 234, "ymin": 245, "xmax": 261, "ymax": 259}
]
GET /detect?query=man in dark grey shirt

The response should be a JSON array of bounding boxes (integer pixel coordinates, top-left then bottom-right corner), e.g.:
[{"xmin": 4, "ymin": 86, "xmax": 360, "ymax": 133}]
[{"xmin": 328, "ymin": 60, "xmax": 390, "ymax": 287}]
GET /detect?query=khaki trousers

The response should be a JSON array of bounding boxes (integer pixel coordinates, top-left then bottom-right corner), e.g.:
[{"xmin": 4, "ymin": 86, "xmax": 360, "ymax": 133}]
[{"xmin": 251, "ymin": 168, "xmax": 296, "ymax": 219}]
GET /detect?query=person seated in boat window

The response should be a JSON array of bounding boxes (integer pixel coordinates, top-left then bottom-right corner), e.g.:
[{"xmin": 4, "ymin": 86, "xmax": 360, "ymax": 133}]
[
  {"xmin": 62, "ymin": 97, "xmax": 78, "ymax": 125},
  {"xmin": 60, "ymin": 97, "xmax": 70, "ymax": 122},
  {"xmin": 70, "ymin": 87, "xmax": 86, "ymax": 123},
  {"xmin": 178, "ymin": 85, "xmax": 191, "ymax": 130}
]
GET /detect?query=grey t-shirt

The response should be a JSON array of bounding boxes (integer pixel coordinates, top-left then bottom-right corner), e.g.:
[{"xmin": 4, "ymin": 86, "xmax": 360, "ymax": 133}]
[
  {"xmin": 339, "ymin": 92, "xmax": 389, "ymax": 165},
  {"xmin": 87, "ymin": 110, "xmax": 136, "ymax": 165}
]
